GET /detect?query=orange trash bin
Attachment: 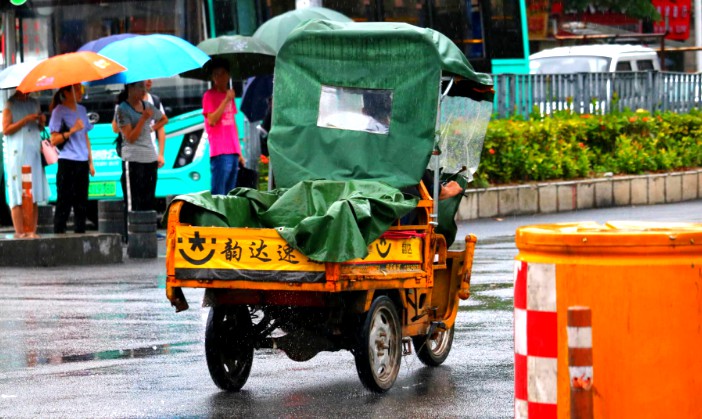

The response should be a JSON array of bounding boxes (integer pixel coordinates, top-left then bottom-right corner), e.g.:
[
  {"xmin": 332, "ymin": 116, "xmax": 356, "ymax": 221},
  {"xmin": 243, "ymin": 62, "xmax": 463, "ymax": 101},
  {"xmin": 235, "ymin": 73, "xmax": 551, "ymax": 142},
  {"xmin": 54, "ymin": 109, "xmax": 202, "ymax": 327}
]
[{"xmin": 513, "ymin": 221, "xmax": 702, "ymax": 419}]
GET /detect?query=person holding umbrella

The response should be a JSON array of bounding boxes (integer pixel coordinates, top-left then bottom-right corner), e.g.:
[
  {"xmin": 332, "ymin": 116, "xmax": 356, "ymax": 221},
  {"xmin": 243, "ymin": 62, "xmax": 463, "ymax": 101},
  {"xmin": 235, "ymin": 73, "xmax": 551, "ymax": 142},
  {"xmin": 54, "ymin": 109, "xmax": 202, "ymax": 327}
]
[
  {"xmin": 14, "ymin": 51, "xmax": 125, "ymax": 234},
  {"xmin": 116, "ymin": 81, "xmax": 168, "ymax": 212},
  {"xmin": 49, "ymin": 84, "xmax": 95, "ymax": 234},
  {"xmin": 202, "ymin": 59, "xmax": 244, "ymax": 195},
  {"xmin": 2, "ymin": 89, "xmax": 50, "ymax": 238}
]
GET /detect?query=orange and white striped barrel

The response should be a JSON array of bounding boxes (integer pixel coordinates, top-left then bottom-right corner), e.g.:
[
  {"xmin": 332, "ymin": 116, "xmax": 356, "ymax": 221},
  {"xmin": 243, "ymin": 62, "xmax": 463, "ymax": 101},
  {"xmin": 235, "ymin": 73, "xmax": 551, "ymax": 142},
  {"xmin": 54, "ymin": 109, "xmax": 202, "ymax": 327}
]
[
  {"xmin": 515, "ymin": 221, "xmax": 702, "ymax": 419},
  {"xmin": 514, "ymin": 260, "xmax": 557, "ymax": 418}
]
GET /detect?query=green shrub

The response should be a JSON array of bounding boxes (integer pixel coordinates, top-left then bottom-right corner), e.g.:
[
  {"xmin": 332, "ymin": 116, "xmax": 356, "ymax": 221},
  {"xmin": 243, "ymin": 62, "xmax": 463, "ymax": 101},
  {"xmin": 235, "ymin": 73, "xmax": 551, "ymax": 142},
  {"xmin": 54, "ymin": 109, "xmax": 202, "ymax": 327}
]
[{"xmin": 474, "ymin": 109, "xmax": 702, "ymax": 186}]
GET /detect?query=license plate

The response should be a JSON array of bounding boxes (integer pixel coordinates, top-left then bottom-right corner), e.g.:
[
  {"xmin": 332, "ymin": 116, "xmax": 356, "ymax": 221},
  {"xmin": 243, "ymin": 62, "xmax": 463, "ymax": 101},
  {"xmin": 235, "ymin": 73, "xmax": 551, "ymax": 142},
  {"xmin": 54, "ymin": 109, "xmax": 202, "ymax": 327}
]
[{"xmin": 89, "ymin": 181, "xmax": 117, "ymax": 197}]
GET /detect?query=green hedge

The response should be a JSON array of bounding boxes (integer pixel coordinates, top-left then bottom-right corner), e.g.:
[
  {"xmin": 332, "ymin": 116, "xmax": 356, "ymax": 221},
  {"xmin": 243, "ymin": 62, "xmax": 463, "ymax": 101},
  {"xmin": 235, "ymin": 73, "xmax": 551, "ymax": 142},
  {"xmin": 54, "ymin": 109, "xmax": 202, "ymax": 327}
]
[{"xmin": 475, "ymin": 109, "xmax": 702, "ymax": 187}]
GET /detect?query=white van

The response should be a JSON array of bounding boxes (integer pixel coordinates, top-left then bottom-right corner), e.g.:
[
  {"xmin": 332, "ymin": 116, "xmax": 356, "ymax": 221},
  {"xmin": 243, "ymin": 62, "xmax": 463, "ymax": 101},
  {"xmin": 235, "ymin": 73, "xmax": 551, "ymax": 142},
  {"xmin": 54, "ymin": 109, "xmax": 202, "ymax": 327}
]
[{"xmin": 529, "ymin": 44, "xmax": 661, "ymax": 74}]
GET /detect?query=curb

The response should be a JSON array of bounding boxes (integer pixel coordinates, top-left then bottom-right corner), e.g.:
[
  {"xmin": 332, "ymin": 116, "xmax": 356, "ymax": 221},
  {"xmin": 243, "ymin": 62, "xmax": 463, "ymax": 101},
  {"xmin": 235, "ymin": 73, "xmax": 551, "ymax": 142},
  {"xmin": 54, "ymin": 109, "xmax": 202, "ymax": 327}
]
[
  {"xmin": 0, "ymin": 233, "xmax": 123, "ymax": 267},
  {"xmin": 458, "ymin": 169, "xmax": 702, "ymax": 220}
]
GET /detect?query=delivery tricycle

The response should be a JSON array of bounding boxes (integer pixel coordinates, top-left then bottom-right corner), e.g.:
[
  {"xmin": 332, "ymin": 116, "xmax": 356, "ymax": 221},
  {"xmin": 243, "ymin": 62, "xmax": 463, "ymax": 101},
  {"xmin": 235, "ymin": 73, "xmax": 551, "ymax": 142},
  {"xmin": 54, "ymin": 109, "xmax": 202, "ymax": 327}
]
[{"xmin": 165, "ymin": 20, "xmax": 493, "ymax": 393}]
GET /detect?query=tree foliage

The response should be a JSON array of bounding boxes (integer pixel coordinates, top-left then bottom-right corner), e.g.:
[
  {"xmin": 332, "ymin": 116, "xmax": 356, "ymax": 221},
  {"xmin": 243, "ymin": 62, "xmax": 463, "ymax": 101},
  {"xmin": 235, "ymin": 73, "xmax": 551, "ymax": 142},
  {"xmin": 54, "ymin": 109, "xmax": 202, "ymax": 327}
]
[{"xmin": 563, "ymin": 0, "xmax": 659, "ymax": 20}]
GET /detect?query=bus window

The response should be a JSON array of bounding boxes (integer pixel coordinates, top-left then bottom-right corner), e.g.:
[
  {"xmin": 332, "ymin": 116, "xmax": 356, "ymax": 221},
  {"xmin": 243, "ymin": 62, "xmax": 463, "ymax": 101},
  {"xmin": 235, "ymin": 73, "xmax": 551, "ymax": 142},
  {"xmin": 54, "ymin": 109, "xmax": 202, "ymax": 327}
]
[
  {"xmin": 479, "ymin": 0, "xmax": 525, "ymax": 60},
  {"xmin": 210, "ymin": 0, "xmax": 259, "ymax": 36},
  {"xmin": 381, "ymin": 0, "xmax": 425, "ymax": 25},
  {"xmin": 1, "ymin": 0, "xmax": 236, "ymax": 211},
  {"xmin": 20, "ymin": 17, "xmax": 50, "ymax": 62},
  {"xmin": 21, "ymin": 0, "xmax": 206, "ymax": 54},
  {"xmin": 325, "ymin": 0, "xmax": 376, "ymax": 21}
]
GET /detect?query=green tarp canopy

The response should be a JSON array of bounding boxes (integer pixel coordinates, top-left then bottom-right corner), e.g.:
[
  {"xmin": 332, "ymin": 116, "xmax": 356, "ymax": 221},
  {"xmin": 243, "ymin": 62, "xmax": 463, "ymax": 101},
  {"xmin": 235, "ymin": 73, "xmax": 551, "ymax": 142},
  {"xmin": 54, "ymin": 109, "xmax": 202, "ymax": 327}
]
[
  {"xmin": 169, "ymin": 21, "xmax": 493, "ymax": 262},
  {"xmin": 269, "ymin": 20, "xmax": 492, "ymax": 190}
]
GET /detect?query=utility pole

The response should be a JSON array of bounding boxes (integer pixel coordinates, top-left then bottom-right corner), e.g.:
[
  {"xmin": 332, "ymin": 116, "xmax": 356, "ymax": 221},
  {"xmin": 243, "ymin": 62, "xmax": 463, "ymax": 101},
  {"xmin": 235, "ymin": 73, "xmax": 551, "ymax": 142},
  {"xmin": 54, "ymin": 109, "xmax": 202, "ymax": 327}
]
[
  {"xmin": 696, "ymin": 0, "xmax": 702, "ymax": 71},
  {"xmin": 2, "ymin": 8, "xmax": 16, "ymax": 106}
]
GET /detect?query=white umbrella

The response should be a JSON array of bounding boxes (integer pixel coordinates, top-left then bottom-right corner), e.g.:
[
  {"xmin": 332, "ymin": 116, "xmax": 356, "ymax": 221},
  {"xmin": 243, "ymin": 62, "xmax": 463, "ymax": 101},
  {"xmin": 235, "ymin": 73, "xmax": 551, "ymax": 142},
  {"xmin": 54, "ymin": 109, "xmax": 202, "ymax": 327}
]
[{"xmin": 0, "ymin": 61, "xmax": 42, "ymax": 89}]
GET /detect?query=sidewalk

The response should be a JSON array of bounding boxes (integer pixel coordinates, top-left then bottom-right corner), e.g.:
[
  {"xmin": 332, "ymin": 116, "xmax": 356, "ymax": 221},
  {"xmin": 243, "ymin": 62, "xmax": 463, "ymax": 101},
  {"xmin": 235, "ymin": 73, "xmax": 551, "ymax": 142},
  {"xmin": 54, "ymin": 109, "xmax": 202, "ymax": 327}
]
[
  {"xmin": 458, "ymin": 169, "xmax": 702, "ymax": 221},
  {"xmin": 4, "ymin": 169, "xmax": 701, "ymax": 266}
]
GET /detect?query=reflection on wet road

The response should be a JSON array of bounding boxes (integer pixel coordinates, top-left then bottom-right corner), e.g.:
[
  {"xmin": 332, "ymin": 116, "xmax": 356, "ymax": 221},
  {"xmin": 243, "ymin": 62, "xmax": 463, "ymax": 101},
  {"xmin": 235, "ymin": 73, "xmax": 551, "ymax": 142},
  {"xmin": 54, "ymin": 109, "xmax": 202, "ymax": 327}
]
[
  {"xmin": 9, "ymin": 199, "xmax": 699, "ymax": 417},
  {"xmin": 0, "ymin": 229, "xmax": 518, "ymax": 417}
]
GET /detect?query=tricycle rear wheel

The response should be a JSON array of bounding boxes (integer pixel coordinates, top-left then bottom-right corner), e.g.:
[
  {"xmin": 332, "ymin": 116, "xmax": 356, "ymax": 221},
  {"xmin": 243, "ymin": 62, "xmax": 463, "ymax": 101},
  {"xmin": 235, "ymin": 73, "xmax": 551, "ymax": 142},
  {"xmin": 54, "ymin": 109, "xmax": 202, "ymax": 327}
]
[
  {"xmin": 412, "ymin": 325, "xmax": 454, "ymax": 366},
  {"xmin": 354, "ymin": 296, "xmax": 402, "ymax": 392},
  {"xmin": 205, "ymin": 305, "xmax": 254, "ymax": 391}
]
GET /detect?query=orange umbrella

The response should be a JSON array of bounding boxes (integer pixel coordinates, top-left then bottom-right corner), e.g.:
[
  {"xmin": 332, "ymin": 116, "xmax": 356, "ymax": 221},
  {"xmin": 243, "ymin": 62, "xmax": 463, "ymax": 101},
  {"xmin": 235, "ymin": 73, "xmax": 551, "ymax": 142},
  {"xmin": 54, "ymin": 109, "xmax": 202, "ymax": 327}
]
[{"xmin": 17, "ymin": 51, "xmax": 126, "ymax": 93}]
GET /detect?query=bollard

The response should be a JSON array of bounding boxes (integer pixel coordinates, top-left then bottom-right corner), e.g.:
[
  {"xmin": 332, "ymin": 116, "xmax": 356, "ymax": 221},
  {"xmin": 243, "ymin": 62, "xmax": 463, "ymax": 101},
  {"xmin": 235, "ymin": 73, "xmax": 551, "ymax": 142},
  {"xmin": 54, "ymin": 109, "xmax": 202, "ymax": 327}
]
[
  {"xmin": 567, "ymin": 306, "xmax": 593, "ymax": 419},
  {"xmin": 98, "ymin": 200, "xmax": 126, "ymax": 240},
  {"xmin": 21, "ymin": 165, "xmax": 35, "ymax": 234},
  {"xmin": 127, "ymin": 210, "xmax": 157, "ymax": 258}
]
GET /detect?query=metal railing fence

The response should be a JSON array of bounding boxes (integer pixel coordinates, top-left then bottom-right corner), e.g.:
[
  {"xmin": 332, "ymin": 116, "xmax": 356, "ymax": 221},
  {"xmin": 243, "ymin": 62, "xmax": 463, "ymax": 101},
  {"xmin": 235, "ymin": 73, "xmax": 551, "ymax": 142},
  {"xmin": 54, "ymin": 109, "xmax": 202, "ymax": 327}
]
[{"xmin": 492, "ymin": 71, "xmax": 702, "ymax": 119}]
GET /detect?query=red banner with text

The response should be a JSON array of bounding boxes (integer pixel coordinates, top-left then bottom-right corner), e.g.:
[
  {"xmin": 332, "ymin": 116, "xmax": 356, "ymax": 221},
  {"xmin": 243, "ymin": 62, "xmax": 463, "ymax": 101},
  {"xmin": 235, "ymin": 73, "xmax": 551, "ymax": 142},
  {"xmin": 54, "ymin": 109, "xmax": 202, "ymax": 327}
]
[{"xmin": 653, "ymin": 0, "xmax": 691, "ymax": 41}]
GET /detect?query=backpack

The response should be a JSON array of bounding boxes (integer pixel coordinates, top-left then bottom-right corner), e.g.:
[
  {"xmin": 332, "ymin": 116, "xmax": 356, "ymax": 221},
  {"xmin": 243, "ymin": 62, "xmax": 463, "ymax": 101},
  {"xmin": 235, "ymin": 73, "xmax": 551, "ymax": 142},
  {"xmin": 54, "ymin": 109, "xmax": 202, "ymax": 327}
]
[
  {"xmin": 114, "ymin": 132, "xmax": 124, "ymax": 157},
  {"xmin": 57, "ymin": 119, "xmax": 70, "ymax": 151},
  {"xmin": 151, "ymin": 94, "xmax": 162, "ymax": 112}
]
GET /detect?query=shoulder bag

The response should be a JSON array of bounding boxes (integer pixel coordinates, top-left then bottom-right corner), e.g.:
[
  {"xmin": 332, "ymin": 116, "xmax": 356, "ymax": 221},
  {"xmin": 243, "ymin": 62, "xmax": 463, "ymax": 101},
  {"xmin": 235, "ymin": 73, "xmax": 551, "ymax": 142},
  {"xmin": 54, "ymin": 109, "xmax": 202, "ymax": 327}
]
[
  {"xmin": 56, "ymin": 119, "xmax": 71, "ymax": 151},
  {"xmin": 40, "ymin": 128, "xmax": 59, "ymax": 166}
]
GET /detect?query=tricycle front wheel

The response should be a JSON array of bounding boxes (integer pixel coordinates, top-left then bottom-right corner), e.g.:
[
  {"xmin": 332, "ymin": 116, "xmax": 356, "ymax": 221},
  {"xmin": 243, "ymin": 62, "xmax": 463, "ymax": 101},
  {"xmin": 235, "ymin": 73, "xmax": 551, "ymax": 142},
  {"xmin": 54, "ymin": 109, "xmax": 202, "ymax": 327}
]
[
  {"xmin": 205, "ymin": 305, "xmax": 254, "ymax": 391},
  {"xmin": 354, "ymin": 296, "xmax": 402, "ymax": 392},
  {"xmin": 412, "ymin": 325, "xmax": 454, "ymax": 366}
]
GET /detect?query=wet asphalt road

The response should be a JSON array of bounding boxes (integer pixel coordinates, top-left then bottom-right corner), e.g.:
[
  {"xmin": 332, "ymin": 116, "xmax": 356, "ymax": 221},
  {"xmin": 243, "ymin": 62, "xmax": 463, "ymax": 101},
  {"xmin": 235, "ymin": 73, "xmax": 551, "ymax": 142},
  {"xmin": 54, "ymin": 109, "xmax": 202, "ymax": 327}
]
[{"xmin": 1, "ymin": 200, "xmax": 701, "ymax": 418}]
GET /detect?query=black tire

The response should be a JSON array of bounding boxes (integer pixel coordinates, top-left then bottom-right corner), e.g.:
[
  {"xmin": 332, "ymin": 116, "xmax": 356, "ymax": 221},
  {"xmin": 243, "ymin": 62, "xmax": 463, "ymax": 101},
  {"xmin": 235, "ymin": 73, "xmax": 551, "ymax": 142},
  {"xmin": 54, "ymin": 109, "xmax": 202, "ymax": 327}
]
[
  {"xmin": 128, "ymin": 222, "xmax": 156, "ymax": 233},
  {"xmin": 98, "ymin": 200, "xmax": 124, "ymax": 212},
  {"xmin": 128, "ymin": 210, "xmax": 157, "ymax": 223},
  {"xmin": 205, "ymin": 305, "xmax": 254, "ymax": 392},
  {"xmin": 98, "ymin": 219, "xmax": 125, "ymax": 235},
  {"xmin": 354, "ymin": 296, "xmax": 402, "ymax": 393},
  {"xmin": 412, "ymin": 325, "xmax": 455, "ymax": 367}
]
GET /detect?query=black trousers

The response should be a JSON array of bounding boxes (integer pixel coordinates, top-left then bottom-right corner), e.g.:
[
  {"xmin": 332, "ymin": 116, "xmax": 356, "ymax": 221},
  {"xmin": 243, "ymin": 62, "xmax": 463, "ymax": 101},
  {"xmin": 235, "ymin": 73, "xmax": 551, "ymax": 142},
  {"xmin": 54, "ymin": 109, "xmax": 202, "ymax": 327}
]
[
  {"xmin": 54, "ymin": 159, "xmax": 89, "ymax": 234},
  {"xmin": 120, "ymin": 160, "xmax": 158, "ymax": 212}
]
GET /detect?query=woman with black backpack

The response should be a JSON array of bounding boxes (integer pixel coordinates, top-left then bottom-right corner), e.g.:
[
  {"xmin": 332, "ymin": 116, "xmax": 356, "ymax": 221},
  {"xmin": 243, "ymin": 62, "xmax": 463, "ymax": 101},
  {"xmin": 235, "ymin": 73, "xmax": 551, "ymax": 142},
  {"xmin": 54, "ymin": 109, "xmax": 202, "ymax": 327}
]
[{"xmin": 115, "ymin": 81, "xmax": 168, "ymax": 212}]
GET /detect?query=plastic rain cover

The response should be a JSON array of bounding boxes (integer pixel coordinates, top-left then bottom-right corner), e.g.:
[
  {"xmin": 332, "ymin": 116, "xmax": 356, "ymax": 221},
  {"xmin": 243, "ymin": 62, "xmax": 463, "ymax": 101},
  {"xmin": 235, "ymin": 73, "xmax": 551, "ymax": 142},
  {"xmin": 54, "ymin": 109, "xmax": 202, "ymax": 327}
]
[{"xmin": 437, "ymin": 95, "xmax": 492, "ymax": 182}]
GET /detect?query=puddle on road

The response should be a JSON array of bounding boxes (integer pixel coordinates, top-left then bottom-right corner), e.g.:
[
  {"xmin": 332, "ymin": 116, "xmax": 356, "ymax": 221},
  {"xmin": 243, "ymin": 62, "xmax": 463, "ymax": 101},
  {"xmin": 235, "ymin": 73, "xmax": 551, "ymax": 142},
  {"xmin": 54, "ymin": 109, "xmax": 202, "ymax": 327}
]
[
  {"xmin": 16, "ymin": 341, "xmax": 197, "ymax": 369},
  {"xmin": 461, "ymin": 283, "xmax": 513, "ymax": 312}
]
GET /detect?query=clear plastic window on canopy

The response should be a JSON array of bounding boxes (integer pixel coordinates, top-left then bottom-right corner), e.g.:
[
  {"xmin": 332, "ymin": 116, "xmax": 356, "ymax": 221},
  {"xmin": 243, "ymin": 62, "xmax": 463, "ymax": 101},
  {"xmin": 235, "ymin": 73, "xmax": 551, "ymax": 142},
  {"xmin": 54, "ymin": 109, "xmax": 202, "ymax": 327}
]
[
  {"xmin": 317, "ymin": 86, "xmax": 393, "ymax": 135},
  {"xmin": 437, "ymin": 96, "xmax": 492, "ymax": 182}
]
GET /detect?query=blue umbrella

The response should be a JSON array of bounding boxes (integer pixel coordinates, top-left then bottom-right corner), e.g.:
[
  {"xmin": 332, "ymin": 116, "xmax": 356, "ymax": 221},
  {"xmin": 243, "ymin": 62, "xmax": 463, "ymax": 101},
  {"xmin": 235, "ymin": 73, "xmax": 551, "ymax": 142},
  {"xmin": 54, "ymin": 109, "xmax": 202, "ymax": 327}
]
[
  {"xmin": 77, "ymin": 33, "xmax": 141, "ymax": 53},
  {"xmin": 90, "ymin": 34, "xmax": 210, "ymax": 85}
]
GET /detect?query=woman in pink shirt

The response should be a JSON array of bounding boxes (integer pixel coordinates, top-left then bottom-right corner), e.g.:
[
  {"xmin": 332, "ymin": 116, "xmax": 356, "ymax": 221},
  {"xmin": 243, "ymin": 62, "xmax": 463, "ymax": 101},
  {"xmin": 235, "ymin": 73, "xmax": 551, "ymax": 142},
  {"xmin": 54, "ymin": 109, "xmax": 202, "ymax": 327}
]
[{"xmin": 202, "ymin": 60, "xmax": 244, "ymax": 195}]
